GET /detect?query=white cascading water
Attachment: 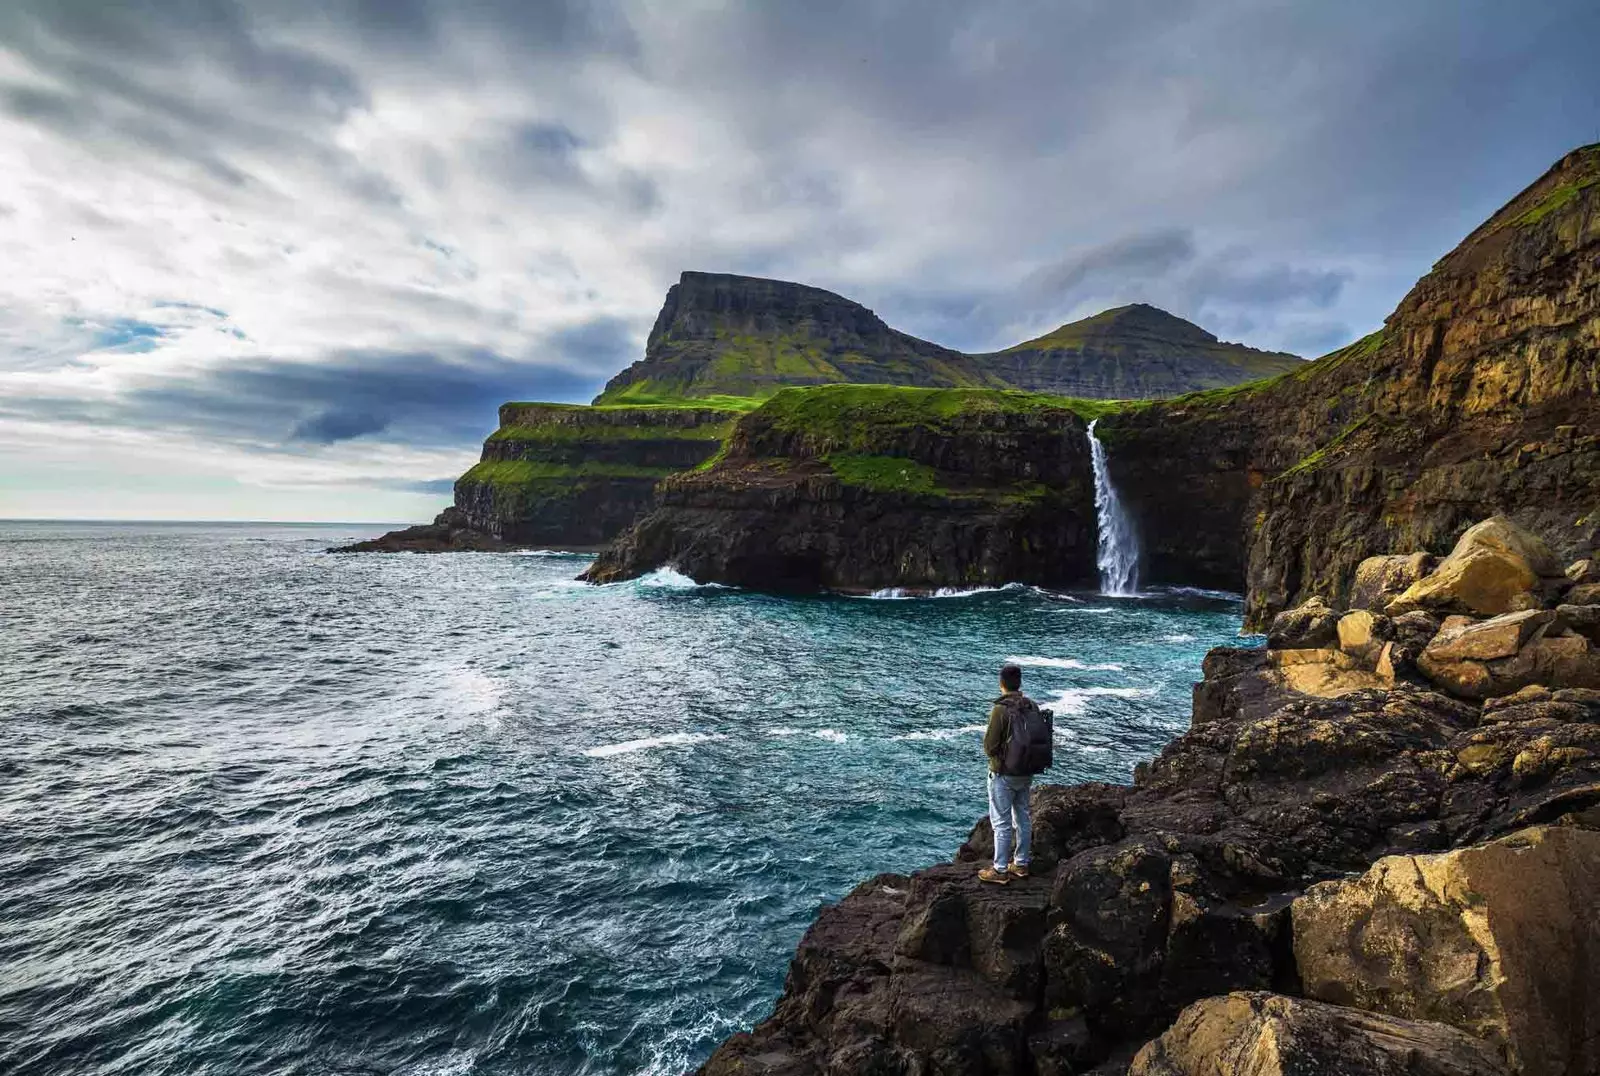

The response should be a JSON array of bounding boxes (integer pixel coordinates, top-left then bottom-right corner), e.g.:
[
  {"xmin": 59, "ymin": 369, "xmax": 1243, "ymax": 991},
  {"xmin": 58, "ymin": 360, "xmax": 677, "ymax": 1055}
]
[{"xmin": 1086, "ymin": 418, "xmax": 1139, "ymax": 596}]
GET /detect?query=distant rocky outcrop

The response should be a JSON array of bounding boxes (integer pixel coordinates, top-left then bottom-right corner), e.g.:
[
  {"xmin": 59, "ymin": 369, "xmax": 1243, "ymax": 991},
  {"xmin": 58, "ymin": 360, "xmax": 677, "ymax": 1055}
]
[
  {"xmin": 333, "ymin": 402, "xmax": 738, "ymax": 553},
  {"xmin": 696, "ymin": 515, "xmax": 1600, "ymax": 1075},
  {"xmin": 582, "ymin": 386, "xmax": 1099, "ymax": 590},
  {"xmin": 975, "ymin": 303, "xmax": 1302, "ymax": 399},
  {"xmin": 596, "ymin": 272, "xmax": 1301, "ymax": 406}
]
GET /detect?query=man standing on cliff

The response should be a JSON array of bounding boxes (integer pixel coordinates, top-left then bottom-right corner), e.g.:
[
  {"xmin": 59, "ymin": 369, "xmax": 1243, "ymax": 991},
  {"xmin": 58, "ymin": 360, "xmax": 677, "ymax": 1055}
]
[{"xmin": 979, "ymin": 663, "xmax": 1050, "ymax": 885}]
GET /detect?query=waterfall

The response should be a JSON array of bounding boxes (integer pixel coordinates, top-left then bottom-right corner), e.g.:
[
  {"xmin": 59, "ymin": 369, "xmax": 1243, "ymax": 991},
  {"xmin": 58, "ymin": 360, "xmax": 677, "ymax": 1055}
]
[{"xmin": 1086, "ymin": 419, "xmax": 1139, "ymax": 596}]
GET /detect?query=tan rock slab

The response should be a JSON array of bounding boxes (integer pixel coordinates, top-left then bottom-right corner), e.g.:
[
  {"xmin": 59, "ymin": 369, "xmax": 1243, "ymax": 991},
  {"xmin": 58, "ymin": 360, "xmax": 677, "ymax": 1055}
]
[
  {"xmin": 1423, "ymin": 609, "xmax": 1553, "ymax": 662},
  {"xmin": 1268, "ymin": 647, "xmax": 1390, "ymax": 697},
  {"xmin": 1291, "ymin": 825, "xmax": 1600, "ymax": 1076},
  {"xmin": 1127, "ymin": 991, "xmax": 1509, "ymax": 1076},
  {"xmin": 1337, "ymin": 609, "xmax": 1389, "ymax": 662},
  {"xmin": 1351, "ymin": 552, "xmax": 1434, "ymax": 612}
]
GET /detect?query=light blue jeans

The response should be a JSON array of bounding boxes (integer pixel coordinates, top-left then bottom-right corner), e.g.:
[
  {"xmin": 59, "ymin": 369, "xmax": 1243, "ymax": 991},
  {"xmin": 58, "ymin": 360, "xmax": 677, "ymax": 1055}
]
[{"xmin": 988, "ymin": 772, "xmax": 1033, "ymax": 870}]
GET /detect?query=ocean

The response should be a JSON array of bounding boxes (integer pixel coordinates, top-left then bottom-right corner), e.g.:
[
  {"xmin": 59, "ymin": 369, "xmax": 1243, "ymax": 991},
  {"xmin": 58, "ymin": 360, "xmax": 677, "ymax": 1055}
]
[{"xmin": 0, "ymin": 521, "xmax": 1254, "ymax": 1075}]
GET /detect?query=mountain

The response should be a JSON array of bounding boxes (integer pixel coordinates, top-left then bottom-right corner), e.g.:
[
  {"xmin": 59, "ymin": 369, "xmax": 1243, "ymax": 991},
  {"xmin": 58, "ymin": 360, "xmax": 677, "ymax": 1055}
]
[
  {"xmin": 594, "ymin": 272, "xmax": 1008, "ymax": 404},
  {"xmin": 594, "ymin": 272, "xmax": 1302, "ymax": 405},
  {"xmin": 977, "ymin": 302, "xmax": 1303, "ymax": 397}
]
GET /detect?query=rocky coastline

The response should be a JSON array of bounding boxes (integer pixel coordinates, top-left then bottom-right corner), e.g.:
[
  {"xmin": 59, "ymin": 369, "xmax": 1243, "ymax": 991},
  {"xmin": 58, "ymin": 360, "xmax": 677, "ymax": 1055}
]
[{"xmin": 698, "ymin": 515, "xmax": 1600, "ymax": 1076}]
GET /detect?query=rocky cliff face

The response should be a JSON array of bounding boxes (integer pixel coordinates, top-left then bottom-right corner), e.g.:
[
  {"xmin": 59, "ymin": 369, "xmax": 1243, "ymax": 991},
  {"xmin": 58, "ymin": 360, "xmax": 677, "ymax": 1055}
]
[
  {"xmin": 595, "ymin": 272, "xmax": 1007, "ymax": 404},
  {"xmin": 977, "ymin": 303, "xmax": 1303, "ymax": 399},
  {"xmin": 582, "ymin": 386, "xmax": 1100, "ymax": 590},
  {"xmin": 1101, "ymin": 144, "xmax": 1600, "ymax": 627},
  {"xmin": 696, "ymin": 517, "xmax": 1600, "ymax": 1076},
  {"xmin": 596, "ymin": 273, "xmax": 1302, "ymax": 405},
  {"xmin": 336, "ymin": 403, "xmax": 738, "ymax": 552}
]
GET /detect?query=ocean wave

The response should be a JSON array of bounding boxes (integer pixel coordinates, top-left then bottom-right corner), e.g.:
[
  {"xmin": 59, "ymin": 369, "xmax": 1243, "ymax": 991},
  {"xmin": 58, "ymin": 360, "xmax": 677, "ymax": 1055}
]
[
  {"xmin": 853, "ymin": 582, "xmax": 1035, "ymax": 600},
  {"xmin": 1151, "ymin": 584, "xmax": 1244, "ymax": 601},
  {"xmin": 894, "ymin": 724, "xmax": 986, "ymax": 741},
  {"xmin": 634, "ymin": 567, "xmax": 728, "ymax": 590},
  {"xmin": 508, "ymin": 549, "xmax": 596, "ymax": 559},
  {"xmin": 811, "ymin": 729, "xmax": 848, "ymax": 743},
  {"xmin": 1045, "ymin": 686, "xmax": 1157, "ymax": 716},
  {"xmin": 583, "ymin": 732, "xmax": 725, "ymax": 758},
  {"xmin": 1161, "ymin": 633, "xmax": 1197, "ymax": 643},
  {"xmin": 1005, "ymin": 654, "xmax": 1123, "ymax": 671}
]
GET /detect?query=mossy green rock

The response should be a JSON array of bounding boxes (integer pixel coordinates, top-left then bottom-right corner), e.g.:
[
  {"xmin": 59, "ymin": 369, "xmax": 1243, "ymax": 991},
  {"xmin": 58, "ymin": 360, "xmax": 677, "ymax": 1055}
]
[{"xmin": 583, "ymin": 385, "xmax": 1101, "ymax": 590}]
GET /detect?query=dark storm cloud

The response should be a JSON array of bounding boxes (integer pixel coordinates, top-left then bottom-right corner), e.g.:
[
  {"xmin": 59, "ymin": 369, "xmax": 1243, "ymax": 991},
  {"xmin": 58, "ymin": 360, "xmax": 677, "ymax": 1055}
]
[
  {"xmin": 6, "ymin": 339, "xmax": 613, "ymax": 451},
  {"xmin": 4, "ymin": 0, "xmax": 1600, "ymax": 514}
]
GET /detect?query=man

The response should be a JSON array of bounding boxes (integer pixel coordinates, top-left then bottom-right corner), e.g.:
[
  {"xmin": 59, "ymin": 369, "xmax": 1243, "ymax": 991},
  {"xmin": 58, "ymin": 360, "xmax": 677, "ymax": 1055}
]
[{"xmin": 979, "ymin": 663, "xmax": 1040, "ymax": 885}]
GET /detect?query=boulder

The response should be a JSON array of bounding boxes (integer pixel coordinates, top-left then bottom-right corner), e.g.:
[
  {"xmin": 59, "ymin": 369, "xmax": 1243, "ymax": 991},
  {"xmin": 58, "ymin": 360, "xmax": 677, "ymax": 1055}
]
[
  {"xmin": 1569, "ymin": 582, "xmax": 1600, "ymax": 605},
  {"xmin": 1350, "ymin": 552, "xmax": 1435, "ymax": 612},
  {"xmin": 1127, "ymin": 992, "xmax": 1509, "ymax": 1076},
  {"xmin": 1411, "ymin": 609, "xmax": 1600, "ymax": 699},
  {"xmin": 1422, "ymin": 609, "xmax": 1552, "ymax": 662},
  {"xmin": 1564, "ymin": 557, "xmax": 1598, "ymax": 585},
  {"xmin": 1269, "ymin": 647, "xmax": 1390, "ymax": 697},
  {"xmin": 1267, "ymin": 596, "xmax": 1341, "ymax": 650},
  {"xmin": 1556, "ymin": 603, "xmax": 1600, "ymax": 643},
  {"xmin": 1338, "ymin": 609, "xmax": 1393, "ymax": 663},
  {"xmin": 1388, "ymin": 516, "xmax": 1559, "ymax": 618},
  {"xmin": 1291, "ymin": 825, "xmax": 1600, "ymax": 1076}
]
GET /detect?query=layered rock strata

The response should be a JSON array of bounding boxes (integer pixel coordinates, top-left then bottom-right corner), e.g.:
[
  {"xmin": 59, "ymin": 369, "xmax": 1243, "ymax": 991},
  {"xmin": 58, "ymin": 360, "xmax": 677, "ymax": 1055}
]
[
  {"xmin": 696, "ymin": 517, "xmax": 1600, "ymax": 1075},
  {"xmin": 1098, "ymin": 144, "xmax": 1600, "ymax": 626},
  {"xmin": 582, "ymin": 386, "xmax": 1099, "ymax": 591},
  {"xmin": 334, "ymin": 403, "xmax": 739, "ymax": 552}
]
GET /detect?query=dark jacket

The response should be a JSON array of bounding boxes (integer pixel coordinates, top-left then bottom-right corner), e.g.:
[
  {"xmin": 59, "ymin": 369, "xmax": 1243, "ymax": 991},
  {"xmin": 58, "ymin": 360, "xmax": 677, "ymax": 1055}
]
[{"xmin": 984, "ymin": 691, "xmax": 1035, "ymax": 774}]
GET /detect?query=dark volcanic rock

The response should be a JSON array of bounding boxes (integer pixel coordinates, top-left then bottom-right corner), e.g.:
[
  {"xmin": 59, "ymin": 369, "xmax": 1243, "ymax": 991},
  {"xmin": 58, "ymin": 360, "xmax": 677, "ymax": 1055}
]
[
  {"xmin": 331, "ymin": 508, "xmax": 517, "ymax": 553},
  {"xmin": 696, "ymin": 606, "xmax": 1600, "ymax": 1075},
  {"xmin": 583, "ymin": 387, "xmax": 1099, "ymax": 591}
]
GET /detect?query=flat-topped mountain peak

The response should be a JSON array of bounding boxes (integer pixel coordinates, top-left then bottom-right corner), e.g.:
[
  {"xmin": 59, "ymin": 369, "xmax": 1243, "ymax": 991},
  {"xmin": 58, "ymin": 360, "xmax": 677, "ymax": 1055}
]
[{"xmin": 597, "ymin": 274, "xmax": 1302, "ymax": 404}]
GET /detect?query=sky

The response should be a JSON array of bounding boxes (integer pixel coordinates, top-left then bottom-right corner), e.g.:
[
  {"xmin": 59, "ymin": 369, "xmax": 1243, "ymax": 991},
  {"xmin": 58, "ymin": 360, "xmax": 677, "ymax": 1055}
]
[{"xmin": 2, "ymin": 1, "xmax": 1597, "ymax": 522}]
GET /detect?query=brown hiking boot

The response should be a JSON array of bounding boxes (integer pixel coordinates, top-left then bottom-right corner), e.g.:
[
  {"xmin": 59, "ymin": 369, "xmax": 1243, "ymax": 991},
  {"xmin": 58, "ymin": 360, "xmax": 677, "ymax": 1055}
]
[
  {"xmin": 1008, "ymin": 864, "xmax": 1030, "ymax": 879},
  {"xmin": 977, "ymin": 867, "xmax": 1010, "ymax": 885}
]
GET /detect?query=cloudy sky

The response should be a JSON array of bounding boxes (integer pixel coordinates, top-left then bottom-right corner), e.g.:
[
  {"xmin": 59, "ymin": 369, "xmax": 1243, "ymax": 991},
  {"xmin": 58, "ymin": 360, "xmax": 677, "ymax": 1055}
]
[{"xmin": 2, "ymin": 1, "xmax": 1597, "ymax": 522}]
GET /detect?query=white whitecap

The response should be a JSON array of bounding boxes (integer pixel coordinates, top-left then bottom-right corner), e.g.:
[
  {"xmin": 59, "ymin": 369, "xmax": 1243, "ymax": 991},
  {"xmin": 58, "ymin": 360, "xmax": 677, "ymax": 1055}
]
[
  {"xmin": 1045, "ymin": 686, "xmax": 1157, "ymax": 716},
  {"xmin": 635, "ymin": 567, "xmax": 725, "ymax": 590},
  {"xmin": 1162, "ymin": 633, "xmax": 1198, "ymax": 643},
  {"xmin": 583, "ymin": 732, "xmax": 724, "ymax": 758},
  {"xmin": 1005, "ymin": 654, "xmax": 1124, "ymax": 671},
  {"xmin": 895, "ymin": 723, "xmax": 987, "ymax": 741},
  {"xmin": 768, "ymin": 727, "xmax": 802, "ymax": 737},
  {"xmin": 811, "ymin": 729, "xmax": 848, "ymax": 743}
]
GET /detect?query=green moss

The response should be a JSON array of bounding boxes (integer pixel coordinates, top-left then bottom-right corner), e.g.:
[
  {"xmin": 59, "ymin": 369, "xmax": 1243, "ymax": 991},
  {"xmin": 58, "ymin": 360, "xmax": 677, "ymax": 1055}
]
[
  {"xmin": 1514, "ymin": 177, "xmax": 1599, "ymax": 226},
  {"xmin": 755, "ymin": 384, "xmax": 1133, "ymax": 448},
  {"xmin": 1276, "ymin": 416, "xmax": 1371, "ymax": 480},
  {"xmin": 825, "ymin": 454, "xmax": 947, "ymax": 494},
  {"xmin": 512, "ymin": 393, "xmax": 762, "ymax": 412},
  {"xmin": 489, "ymin": 418, "xmax": 734, "ymax": 444},
  {"xmin": 458, "ymin": 459, "xmax": 676, "ymax": 486}
]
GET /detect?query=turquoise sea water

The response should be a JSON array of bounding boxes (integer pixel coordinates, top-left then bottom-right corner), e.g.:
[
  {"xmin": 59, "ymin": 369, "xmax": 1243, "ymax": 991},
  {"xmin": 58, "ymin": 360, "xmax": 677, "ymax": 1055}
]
[{"xmin": 0, "ymin": 521, "xmax": 1252, "ymax": 1075}]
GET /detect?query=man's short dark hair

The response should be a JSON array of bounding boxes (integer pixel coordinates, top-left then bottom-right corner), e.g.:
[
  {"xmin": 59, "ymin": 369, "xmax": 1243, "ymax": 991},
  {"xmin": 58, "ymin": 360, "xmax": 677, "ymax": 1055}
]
[{"xmin": 1000, "ymin": 664, "xmax": 1022, "ymax": 691}]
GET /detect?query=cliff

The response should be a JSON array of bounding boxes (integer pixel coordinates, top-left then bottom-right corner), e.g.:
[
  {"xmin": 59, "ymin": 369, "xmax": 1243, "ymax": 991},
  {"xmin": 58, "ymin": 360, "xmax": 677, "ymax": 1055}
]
[
  {"xmin": 582, "ymin": 386, "xmax": 1102, "ymax": 591},
  {"xmin": 976, "ymin": 303, "xmax": 1302, "ymax": 399},
  {"xmin": 1099, "ymin": 142, "xmax": 1600, "ymax": 628},
  {"xmin": 596, "ymin": 272, "xmax": 1303, "ymax": 405},
  {"xmin": 595, "ymin": 272, "xmax": 1007, "ymax": 404},
  {"xmin": 696, "ymin": 516, "xmax": 1600, "ymax": 1076},
  {"xmin": 333, "ymin": 402, "xmax": 739, "ymax": 552}
]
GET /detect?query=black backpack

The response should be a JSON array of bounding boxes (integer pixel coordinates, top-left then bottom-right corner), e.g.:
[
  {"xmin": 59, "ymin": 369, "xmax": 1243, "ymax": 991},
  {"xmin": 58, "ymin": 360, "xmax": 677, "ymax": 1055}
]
[{"xmin": 1000, "ymin": 695, "xmax": 1054, "ymax": 776}]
